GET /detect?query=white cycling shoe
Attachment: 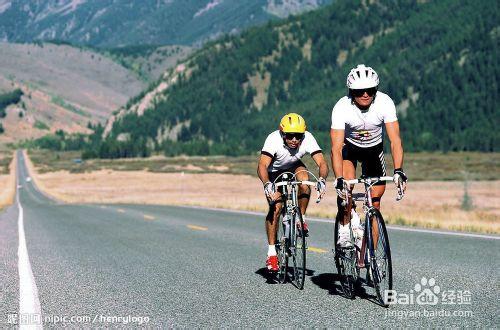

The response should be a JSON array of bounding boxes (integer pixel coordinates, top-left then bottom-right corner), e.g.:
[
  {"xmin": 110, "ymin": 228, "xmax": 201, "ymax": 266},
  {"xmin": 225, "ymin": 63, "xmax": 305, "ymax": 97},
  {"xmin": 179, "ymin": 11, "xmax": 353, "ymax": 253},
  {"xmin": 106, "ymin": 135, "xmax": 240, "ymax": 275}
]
[{"xmin": 337, "ymin": 224, "xmax": 352, "ymax": 247}]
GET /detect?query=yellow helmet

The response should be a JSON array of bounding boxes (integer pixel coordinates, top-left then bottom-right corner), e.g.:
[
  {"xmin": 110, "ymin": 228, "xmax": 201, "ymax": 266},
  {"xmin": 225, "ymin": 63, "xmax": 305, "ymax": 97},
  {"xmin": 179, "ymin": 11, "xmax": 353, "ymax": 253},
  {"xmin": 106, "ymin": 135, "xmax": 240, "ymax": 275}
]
[{"xmin": 279, "ymin": 113, "xmax": 306, "ymax": 133}]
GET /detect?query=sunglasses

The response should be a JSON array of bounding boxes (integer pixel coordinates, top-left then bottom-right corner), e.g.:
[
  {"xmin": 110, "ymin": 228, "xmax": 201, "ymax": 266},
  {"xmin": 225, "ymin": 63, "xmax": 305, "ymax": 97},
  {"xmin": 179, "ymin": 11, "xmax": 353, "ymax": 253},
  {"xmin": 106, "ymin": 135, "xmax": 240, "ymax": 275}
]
[
  {"xmin": 351, "ymin": 87, "xmax": 377, "ymax": 97},
  {"xmin": 284, "ymin": 133, "xmax": 305, "ymax": 140}
]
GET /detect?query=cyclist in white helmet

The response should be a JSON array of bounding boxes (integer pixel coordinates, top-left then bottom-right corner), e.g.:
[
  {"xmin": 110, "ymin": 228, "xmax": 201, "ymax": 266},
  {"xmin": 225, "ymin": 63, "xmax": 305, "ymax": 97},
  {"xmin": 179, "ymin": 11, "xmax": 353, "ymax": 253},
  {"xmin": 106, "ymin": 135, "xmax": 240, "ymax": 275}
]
[{"xmin": 330, "ymin": 64, "xmax": 407, "ymax": 247}]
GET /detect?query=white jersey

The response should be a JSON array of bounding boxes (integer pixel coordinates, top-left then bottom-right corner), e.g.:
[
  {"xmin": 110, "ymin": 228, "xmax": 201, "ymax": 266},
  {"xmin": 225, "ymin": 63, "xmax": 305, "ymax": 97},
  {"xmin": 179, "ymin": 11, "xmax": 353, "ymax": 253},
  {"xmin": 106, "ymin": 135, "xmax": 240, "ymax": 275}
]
[
  {"xmin": 331, "ymin": 91, "xmax": 398, "ymax": 148},
  {"xmin": 261, "ymin": 130, "xmax": 322, "ymax": 172}
]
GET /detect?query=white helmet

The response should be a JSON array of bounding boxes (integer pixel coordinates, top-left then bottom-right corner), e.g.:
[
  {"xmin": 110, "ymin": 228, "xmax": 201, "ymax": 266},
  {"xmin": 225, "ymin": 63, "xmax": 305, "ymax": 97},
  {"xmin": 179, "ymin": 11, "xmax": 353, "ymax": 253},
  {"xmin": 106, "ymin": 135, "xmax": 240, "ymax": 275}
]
[{"xmin": 346, "ymin": 64, "xmax": 379, "ymax": 89}]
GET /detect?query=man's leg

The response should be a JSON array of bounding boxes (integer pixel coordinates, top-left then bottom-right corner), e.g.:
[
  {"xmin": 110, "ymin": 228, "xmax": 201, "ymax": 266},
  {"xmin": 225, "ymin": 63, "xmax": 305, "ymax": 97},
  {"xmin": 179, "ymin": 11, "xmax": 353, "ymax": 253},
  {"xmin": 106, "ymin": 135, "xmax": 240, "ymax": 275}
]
[
  {"xmin": 370, "ymin": 184, "xmax": 386, "ymax": 249},
  {"xmin": 337, "ymin": 160, "xmax": 356, "ymax": 225},
  {"xmin": 265, "ymin": 199, "xmax": 283, "ymax": 245},
  {"xmin": 295, "ymin": 166, "xmax": 310, "ymax": 215},
  {"xmin": 265, "ymin": 197, "xmax": 282, "ymax": 271},
  {"xmin": 370, "ymin": 185, "xmax": 386, "ymax": 210}
]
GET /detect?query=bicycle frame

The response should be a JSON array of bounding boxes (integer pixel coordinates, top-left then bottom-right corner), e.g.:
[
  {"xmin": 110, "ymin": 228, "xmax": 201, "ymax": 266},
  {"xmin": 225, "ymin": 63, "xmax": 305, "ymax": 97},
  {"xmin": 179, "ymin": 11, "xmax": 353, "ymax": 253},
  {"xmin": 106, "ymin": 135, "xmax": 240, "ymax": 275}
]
[
  {"xmin": 273, "ymin": 170, "xmax": 321, "ymax": 288},
  {"xmin": 346, "ymin": 176, "xmax": 393, "ymax": 257},
  {"xmin": 335, "ymin": 176, "xmax": 398, "ymax": 305}
]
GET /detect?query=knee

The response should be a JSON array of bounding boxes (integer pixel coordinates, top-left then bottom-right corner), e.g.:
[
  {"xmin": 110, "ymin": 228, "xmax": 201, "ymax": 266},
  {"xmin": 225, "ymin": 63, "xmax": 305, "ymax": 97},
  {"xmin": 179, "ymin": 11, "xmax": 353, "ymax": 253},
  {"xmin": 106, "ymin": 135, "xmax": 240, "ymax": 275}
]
[
  {"xmin": 299, "ymin": 184, "xmax": 311, "ymax": 194},
  {"xmin": 298, "ymin": 185, "xmax": 311, "ymax": 200},
  {"xmin": 266, "ymin": 203, "xmax": 282, "ymax": 221}
]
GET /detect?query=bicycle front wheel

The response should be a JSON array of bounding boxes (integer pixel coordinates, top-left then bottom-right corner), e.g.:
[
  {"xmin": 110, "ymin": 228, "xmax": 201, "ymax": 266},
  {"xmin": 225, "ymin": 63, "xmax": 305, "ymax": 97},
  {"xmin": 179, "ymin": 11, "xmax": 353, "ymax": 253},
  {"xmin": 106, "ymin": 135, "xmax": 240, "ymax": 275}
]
[
  {"xmin": 366, "ymin": 208, "xmax": 393, "ymax": 306},
  {"xmin": 276, "ymin": 212, "xmax": 288, "ymax": 284},
  {"xmin": 291, "ymin": 210, "xmax": 306, "ymax": 290},
  {"xmin": 334, "ymin": 216, "xmax": 357, "ymax": 299}
]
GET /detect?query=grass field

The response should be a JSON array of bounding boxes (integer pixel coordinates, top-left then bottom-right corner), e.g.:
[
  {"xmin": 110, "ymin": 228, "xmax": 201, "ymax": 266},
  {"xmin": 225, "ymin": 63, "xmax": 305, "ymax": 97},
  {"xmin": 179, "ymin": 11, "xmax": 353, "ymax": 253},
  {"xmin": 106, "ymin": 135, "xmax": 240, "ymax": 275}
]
[
  {"xmin": 23, "ymin": 149, "xmax": 500, "ymax": 234},
  {"xmin": 0, "ymin": 151, "xmax": 16, "ymax": 208}
]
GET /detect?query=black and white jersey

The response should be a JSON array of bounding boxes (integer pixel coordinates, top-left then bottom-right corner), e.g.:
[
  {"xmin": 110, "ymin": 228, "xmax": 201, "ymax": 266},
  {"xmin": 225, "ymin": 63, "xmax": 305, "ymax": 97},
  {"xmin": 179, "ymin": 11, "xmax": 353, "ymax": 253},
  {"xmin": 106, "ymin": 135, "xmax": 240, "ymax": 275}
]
[
  {"xmin": 331, "ymin": 91, "xmax": 398, "ymax": 148},
  {"xmin": 261, "ymin": 130, "xmax": 321, "ymax": 172}
]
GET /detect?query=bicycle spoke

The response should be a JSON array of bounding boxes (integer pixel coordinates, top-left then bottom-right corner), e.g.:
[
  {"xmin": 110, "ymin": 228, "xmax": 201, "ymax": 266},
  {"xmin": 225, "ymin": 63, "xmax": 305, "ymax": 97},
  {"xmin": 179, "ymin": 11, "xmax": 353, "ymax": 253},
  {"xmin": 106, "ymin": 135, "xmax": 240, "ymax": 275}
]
[
  {"xmin": 292, "ymin": 211, "xmax": 306, "ymax": 289},
  {"xmin": 367, "ymin": 209, "xmax": 393, "ymax": 306},
  {"xmin": 276, "ymin": 214, "xmax": 288, "ymax": 284}
]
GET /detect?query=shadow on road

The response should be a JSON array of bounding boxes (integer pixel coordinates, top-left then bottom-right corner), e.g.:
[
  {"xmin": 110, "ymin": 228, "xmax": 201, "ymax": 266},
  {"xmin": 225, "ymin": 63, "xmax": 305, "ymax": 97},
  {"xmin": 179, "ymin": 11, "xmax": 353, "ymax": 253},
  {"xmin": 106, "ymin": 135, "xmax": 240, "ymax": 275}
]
[
  {"xmin": 255, "ymin": 268, "xmax": 278, "ymax": 284},
  {"xmin": 255, "ymin": 267, "xmax": 316, "ymax": 285},
  {"xmin": 310, "ymin": 273, "xmax": 343, "ymax": 295},
  {"xmin": 310, "ymin": 272, "xmax": 382, "ymax": 306}
]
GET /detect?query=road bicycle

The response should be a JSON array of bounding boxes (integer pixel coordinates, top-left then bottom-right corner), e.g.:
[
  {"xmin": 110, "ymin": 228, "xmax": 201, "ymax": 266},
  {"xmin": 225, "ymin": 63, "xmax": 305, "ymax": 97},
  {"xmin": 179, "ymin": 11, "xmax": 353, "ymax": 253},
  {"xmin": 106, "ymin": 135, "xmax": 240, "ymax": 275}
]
[
  {"xmin": 273, "ymin": 170, "xmax": 322, "ymax": 290},
  {"xmin": 333, "ymin": 176, "xmax": 404, "ymax": 306}
]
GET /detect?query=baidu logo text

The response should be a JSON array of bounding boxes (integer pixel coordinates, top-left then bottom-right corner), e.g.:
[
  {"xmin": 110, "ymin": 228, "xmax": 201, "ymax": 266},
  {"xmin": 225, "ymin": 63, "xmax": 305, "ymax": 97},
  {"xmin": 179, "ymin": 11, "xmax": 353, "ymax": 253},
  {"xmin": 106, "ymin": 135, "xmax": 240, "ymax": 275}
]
[{"xmin": 384, "ymin": 277, "xmax": 472, "ymax": 306}]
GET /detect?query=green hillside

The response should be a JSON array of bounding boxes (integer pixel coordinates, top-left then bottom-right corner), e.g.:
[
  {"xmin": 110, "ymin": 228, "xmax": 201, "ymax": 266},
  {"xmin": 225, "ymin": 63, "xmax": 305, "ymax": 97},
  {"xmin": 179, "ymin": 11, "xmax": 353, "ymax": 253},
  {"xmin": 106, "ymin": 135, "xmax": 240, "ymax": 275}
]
[{"xmin": 87, "ymin": 0, "xmax": 498, "ymax": 158}]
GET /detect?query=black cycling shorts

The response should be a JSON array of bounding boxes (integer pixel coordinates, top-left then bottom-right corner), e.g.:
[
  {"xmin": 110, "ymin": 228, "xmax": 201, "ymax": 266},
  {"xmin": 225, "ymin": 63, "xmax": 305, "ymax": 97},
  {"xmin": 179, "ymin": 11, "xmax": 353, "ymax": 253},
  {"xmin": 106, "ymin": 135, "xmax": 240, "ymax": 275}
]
[
  {"xmin": 268, "ymin": 160, "xmax": 307, "ymax": 183},
  {"xmin": 342, "ymin": 141, "xmax": 387, "ymax": 185}
]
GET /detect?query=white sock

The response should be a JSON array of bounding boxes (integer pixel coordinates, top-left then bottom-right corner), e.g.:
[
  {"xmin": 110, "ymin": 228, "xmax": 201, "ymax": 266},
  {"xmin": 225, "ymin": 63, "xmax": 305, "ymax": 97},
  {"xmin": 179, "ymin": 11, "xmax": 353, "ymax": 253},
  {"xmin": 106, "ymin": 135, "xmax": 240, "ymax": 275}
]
[
  {"xmin": 340, "ymin": 224, "xmax": 349, "ymax": 233},
  {"xmin": 268, "ymin": 245, "xmax": 276, "ymax": 256}
]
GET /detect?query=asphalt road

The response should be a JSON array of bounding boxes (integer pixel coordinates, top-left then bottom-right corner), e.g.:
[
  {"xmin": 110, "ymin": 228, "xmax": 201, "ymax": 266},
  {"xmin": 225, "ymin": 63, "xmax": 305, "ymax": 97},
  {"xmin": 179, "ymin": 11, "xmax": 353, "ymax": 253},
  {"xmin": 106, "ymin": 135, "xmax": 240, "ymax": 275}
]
[{"xmin": 0, "ymin": 150, "xmax": 498, "ymax": 327}]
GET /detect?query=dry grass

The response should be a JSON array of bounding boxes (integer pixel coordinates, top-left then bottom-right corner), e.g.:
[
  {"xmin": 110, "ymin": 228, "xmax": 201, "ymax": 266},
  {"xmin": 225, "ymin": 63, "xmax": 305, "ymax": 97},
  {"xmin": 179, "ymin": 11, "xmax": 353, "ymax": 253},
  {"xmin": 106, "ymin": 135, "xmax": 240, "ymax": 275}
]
[
  {"xmin": 0, "ymin": 152, "xmax": 17, "ymax": 208},
  {"xmin": 26, "ymin": 149, "xmax": 500, "ymax": 182},
  {"xmin": 24, "ymin": 154, "xmax": 500, "ymax": 234}
]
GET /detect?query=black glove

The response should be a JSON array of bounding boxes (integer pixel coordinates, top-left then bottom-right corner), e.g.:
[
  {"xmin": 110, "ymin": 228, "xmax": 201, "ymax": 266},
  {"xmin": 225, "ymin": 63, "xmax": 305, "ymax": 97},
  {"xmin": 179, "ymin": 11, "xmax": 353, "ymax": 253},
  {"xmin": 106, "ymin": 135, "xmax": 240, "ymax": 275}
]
[
  {"xmin": 393, "ymin": 168, "xmax": 407, "ymax": 201},
  {"xmin": 393, "ymin": 168, "xmax": 407, "ymax": 183},
  {"xmin": 317, "ymin": 177, "xmax": 327, "ymax": 197},
  {"xmin": 263, "ymin": 181, "xmax": 275, "ymax": 199},
  {"xmin": 334, "ymin": 177, "xmax": 347, "ymax": 199}
]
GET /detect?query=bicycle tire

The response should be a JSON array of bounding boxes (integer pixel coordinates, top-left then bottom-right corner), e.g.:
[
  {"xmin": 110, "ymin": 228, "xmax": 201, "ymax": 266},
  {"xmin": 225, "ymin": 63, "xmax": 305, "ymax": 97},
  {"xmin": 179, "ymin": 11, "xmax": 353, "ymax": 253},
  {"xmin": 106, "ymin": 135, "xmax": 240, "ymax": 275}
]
[
  {"xmin": 291, "ymin": 209, "xmax": 306, "ymax": 290},
  {"xmin": 366, "ymin": 208, "xmax": 393, "ymax": 307},
  {"xmin": 276, "ymin": 211, "xmax": 288, "ymax": 284},
  {"xmin": 334, "ymin": 216, "xmax": 357, "ymax": 299}
]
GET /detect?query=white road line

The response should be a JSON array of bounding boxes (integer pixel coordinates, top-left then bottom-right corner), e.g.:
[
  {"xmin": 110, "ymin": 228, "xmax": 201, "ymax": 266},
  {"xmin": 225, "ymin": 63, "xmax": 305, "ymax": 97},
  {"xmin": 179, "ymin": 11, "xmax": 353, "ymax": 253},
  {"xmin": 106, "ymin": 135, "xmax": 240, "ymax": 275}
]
[
  {"xmin": 17, "ymin": 172, "xmax": 42, "ymax": 328},
  {"xmin": 181, "ymin": 205, "xmax": 500, "ymax": 240}
]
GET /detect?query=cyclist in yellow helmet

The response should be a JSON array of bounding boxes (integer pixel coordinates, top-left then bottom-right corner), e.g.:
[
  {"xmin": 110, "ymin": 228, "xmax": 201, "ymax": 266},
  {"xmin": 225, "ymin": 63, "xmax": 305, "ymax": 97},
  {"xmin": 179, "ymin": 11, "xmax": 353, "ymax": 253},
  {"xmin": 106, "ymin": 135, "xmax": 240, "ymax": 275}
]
[{"xmin": 257, "ymin": 113, "xmax": 329, "ymax": 272}]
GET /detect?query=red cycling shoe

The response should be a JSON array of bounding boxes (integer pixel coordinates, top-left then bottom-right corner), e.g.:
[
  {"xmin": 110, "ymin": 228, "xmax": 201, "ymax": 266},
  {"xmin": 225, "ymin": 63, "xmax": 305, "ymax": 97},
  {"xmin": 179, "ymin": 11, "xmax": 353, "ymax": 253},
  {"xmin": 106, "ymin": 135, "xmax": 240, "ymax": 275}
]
[
  {"xmin": 297, "ymin": 220, "xmax": 309, "ymax": 237},
  {"xmin": 266, "ymin": 255, "xmax": 279, "ymax": 272}
]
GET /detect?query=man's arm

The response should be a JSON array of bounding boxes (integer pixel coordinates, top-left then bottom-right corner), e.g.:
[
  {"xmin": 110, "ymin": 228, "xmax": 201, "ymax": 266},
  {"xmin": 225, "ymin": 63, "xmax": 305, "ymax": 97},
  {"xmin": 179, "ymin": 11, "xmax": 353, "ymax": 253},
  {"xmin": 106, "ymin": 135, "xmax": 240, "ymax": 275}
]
[
  {"xmin": 385, "ymin": 121, "xmax": 404, "ymax": 169},
  {"xmin": 311, "ymin": 152, "xmax": 329, "ymax": 179},
  {"xmin": 257, "ymin": 153, "xmax": 273, "ymax": 184},
  {"xmin": 330, "ymin": 129, "xmax": 345, "ymax": 178}
]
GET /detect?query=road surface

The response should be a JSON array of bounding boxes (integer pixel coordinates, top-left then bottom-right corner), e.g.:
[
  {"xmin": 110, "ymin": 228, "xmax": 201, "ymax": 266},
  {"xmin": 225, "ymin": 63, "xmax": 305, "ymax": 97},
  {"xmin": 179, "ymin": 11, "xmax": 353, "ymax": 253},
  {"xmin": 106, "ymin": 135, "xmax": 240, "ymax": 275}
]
[{"xmin": 0, "ymin": 150, "xmax": 498, "ymax": 327}]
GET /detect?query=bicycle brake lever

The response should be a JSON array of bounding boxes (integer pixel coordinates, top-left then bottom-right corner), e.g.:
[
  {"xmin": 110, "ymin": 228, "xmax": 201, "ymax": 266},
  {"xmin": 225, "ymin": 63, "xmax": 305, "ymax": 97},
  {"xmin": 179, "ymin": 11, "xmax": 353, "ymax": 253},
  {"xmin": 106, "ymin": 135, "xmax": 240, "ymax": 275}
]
[{"xmin": 396, "ymin": 186, "xmax": 404, "ymax": 201}]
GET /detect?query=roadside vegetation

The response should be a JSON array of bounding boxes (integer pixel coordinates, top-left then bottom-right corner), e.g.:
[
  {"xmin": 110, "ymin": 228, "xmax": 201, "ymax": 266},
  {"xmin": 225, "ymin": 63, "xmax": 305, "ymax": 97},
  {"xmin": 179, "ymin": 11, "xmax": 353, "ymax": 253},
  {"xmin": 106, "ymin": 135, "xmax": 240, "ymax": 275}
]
[
  {"xmin": 23, "ymin": 149, "xmax": 500, "ymax": 234},
  {"xmin": 0, "ymin": 89, "xmax": 23, "ymax": 134},
  {"xmin": 26, "ymin": 149, "xmax": 500, "ymax": 181}
]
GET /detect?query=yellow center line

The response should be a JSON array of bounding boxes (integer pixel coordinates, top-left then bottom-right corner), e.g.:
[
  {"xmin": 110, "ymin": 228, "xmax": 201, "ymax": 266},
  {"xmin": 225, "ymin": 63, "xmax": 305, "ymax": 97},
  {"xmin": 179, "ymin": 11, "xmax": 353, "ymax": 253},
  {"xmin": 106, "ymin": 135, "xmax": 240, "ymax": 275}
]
[
  {"xmin": 143, "ymin": 214, "xmax": 155, "ymax": 221},
  {"xmin": 187, "ymin": 225, "xmax": 208, "ymax": 231},
  {"xmin": 117, "ymin": 208, "xmax": 125, "ymax": 213},
  {"xmin": 308, "ymin": 247, "xmax": 328, "ymax": 253}
]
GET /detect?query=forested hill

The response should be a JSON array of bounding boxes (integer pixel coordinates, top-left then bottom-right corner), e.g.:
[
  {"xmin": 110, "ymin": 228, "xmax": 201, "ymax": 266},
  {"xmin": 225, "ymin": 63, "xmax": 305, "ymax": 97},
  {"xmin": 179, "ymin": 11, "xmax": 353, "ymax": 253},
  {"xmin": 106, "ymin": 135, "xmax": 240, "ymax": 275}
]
[{"xmin": 96, "ymin": 0, "xmax": 499, "ymax": 158}]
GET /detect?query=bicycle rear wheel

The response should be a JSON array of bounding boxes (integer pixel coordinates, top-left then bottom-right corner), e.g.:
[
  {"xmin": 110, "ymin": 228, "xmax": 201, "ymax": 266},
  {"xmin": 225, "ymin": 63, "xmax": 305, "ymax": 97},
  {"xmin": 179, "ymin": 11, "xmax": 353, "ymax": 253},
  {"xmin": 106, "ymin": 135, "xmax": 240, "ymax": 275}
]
[
  {"xmin": 334, "ymin": 216, "xmax": 357, "ymax": 299},
  {"xmin": 276, "ymin": 212, "xmax": 288, "ymax": 284},
  {"xmin": 291, "ymin": 210, "xmax": 306, "ymax": 289},
  {"xmin": 366, "ymin": 208, "xmax": 393, "ymax": 306}
]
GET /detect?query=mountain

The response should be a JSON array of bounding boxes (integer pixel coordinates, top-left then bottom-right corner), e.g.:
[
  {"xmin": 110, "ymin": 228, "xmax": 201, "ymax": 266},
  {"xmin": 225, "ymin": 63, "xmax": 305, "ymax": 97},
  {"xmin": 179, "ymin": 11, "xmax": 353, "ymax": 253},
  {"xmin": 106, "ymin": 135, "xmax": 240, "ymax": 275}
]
[
  {"xmin": 0, "ymin": 42, "xmax": 146, "ymax": 143},
  {"xmin": 94, "ymin": 0, "xmax": 498, "ymax": 158},
  {"xmin": 0, "ymin": 0, "xmax": 332, "ymax": 47}
]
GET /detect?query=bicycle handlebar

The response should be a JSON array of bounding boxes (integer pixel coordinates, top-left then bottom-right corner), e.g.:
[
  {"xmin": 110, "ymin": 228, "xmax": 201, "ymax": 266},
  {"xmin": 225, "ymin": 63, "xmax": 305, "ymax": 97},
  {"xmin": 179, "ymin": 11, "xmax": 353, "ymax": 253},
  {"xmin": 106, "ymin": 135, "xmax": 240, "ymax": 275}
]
[
  {"xmin": 274, "ymin": 180, "xmax": 317, "ymax": 188},
  {"xmin": 345, "ymin": 176, "xmax": 394, "ymax": 185},
  {"xmin": 343, "ymin": 176, "xmax": 405, "ymax": 202},
  {"xmin": 274, "ymin": 180, "xmax": 323, "ymax": 203}
]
